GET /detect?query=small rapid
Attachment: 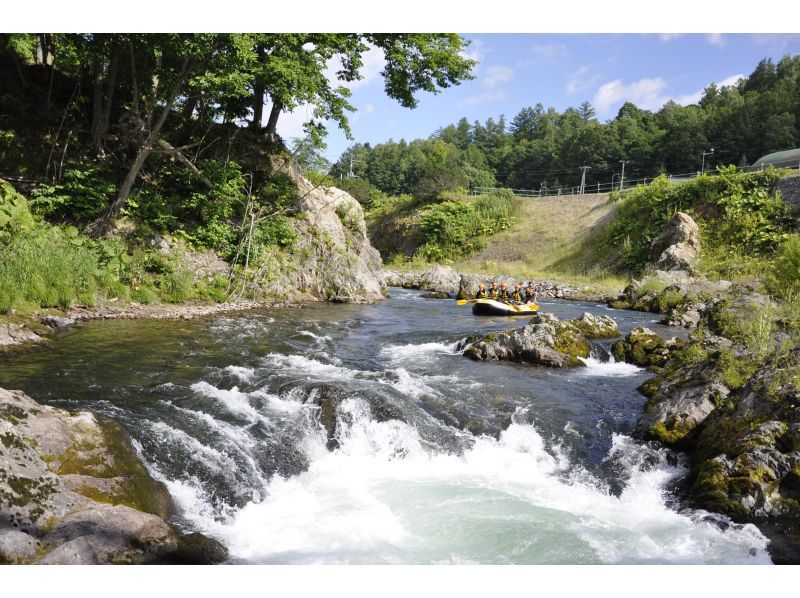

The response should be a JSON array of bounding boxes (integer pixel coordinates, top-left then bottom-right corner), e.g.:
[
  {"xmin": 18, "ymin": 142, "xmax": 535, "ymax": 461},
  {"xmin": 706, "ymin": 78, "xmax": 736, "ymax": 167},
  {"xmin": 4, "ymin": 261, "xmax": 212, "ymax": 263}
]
[{"xmin": 0, "ymin": 288, "xmax": 770, "ymax": 564}]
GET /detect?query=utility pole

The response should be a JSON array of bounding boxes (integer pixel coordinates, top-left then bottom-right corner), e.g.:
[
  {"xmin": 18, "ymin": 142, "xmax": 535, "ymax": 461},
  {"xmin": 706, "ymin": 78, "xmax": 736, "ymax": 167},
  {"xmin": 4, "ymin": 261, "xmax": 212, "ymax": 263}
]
[
  {"xmin": 701, "ymin": 148, "xmax": 715, "ymax": 174},
  {"xmin": 578, "ymin": 166, "xmax": 591, "ymax": 195},
  {"xmin": 619, "ymin": 160, "xmax": 627, "ymax": 191},
  {"xmin": 347, "ymin": 157, "xmax": 360, "ymax": 179}
]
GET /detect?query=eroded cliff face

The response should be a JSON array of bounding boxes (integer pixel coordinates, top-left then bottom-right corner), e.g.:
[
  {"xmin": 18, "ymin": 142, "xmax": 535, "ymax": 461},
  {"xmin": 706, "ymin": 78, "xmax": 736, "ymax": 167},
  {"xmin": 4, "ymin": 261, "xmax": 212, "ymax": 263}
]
[{"xmin": 262, "ymin": 157, "xmax": 385, "ymax": 303}]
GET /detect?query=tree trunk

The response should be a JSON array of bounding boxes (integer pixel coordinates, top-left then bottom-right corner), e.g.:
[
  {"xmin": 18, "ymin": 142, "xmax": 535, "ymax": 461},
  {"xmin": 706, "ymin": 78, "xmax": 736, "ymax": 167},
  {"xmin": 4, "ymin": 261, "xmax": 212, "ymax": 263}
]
[
  {"xmin": 251, "ymin": 84, "xmax": 264, "ymax": 128},
  {"xmin": 91, "ymin": 57, "xmax": 105, "ymax": 150},
  {"xmin": 99, "ymin": 43, "xmax": 121, "ymax": 145},
  {"xmin": 95, "ymin": 59, "xmax": 191, "ymax": 235},
  {"xmin": 264, "ymin": 101, "xmax": 282, "ymax": 142}
]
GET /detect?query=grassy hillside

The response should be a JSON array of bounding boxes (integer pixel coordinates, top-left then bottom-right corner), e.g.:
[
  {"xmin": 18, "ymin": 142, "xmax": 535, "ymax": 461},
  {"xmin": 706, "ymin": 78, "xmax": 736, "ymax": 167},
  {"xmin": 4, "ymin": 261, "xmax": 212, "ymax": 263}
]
[{"xmin": 452, "ymin": 192, "xmax": 617, "ymax": 278}]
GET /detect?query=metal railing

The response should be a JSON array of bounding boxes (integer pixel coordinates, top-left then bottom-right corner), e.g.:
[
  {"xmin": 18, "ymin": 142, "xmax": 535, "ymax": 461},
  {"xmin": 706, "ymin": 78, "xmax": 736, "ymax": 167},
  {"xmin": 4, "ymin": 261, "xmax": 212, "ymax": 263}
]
[{"xmin": 470, "ymin": 157, "xmax": 800, "ymax": 198}]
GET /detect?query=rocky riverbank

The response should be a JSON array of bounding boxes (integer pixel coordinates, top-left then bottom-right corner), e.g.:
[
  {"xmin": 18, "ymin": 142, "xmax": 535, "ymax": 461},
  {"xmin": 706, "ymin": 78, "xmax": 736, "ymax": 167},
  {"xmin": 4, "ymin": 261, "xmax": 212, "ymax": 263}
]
[
  {"xmin": 0, "ymin": 387, "xmax": 226, "ymax": 564},
  {"xmin": 0, "ymin": 298, "xmax": 295, "ymax": 356},
  {"xmin": 383, "ymin": 264, "xmax": 611, "ymax": 302}
]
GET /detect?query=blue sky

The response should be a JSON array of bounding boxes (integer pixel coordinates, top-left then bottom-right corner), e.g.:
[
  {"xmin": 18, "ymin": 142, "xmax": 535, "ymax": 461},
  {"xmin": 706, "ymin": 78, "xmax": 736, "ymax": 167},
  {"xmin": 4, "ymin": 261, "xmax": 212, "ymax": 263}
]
[{"xmin": 275, "ymin": 33, "xmax": 800, "ymax": 163}]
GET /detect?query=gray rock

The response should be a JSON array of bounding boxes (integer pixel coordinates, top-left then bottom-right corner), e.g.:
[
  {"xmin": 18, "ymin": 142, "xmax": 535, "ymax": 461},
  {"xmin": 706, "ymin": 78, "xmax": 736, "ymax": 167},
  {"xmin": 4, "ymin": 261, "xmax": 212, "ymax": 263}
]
[
  {"xmin": 38, "ymin": 536, "xmax": 100, "ymax": 565},
  {"xmin": 0, "ymin": 387, "xmax": 180, "ymax": 564},
  {"xmin": 0, "ymin": 530, "xmax": 40, "ymax": 563},
  {"xmin": 255, "ymin": 157, "xmax": 385, "ymax": 304},
  {"xmin": 44, "ymin": 504, "xmax": 176, "ymax": 564},
  {"xmin": 648, "ymin": 212, "xmax": 701, "ymax": 270},
  {"xmin": 418, "ymin": 265, "xmax": 460, "ymax": 294},
  {"xmin": 40, "ymin": 315, "xmax": 76, "ymax": 329},
  {"xmin": 0, "ymin": 322, "xmax": 43, "ymax": 348},
  {"xmin": 170, "ymin": 532, "xmax": 229, "ymax": 564}
]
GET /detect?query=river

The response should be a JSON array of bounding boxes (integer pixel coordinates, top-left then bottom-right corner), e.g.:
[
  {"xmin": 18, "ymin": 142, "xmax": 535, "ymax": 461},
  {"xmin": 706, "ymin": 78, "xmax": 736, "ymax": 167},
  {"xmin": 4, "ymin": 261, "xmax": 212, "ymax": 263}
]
[{"xmin": 0, "ymin": 288, "xmax": 772, "ymax": 564}]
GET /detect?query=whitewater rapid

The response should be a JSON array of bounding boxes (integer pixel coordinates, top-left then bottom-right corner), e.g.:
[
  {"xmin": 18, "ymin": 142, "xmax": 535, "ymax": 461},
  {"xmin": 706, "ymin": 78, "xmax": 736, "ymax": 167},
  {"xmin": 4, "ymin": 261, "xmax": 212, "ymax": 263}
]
[{"xmin": 146, "ymin": 343, "xmax": 769, "ymax": 565}]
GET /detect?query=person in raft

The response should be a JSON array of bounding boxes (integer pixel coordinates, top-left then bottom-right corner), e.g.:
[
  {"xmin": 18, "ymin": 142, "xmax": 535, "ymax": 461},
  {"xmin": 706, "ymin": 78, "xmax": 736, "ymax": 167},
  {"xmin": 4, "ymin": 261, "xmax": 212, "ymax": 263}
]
[
  {"xmin": 489, "ymin": 281, "xmax": 500, "ymax": 300},
  {"xmin": 499, "ymin": 282, "xmax": 512, "ymax": 302},
  {"xmin": 511, "ymin": 283, "xmax": 525, "ymax": 303},
  {"xmin": 525, "ymin": 282, "xmax": 539, "ymax": 303},
  {"xmin": 474, "ymin": 284, "xmax": 488, "ymax": 299}
]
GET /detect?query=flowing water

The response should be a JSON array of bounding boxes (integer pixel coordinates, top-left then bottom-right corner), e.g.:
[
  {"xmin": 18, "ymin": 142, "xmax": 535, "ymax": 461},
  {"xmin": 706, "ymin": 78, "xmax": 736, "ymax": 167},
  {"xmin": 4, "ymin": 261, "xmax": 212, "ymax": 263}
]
[{"xmin": 0, "ymin": 289, "xmax": 771, "ymax": 564}]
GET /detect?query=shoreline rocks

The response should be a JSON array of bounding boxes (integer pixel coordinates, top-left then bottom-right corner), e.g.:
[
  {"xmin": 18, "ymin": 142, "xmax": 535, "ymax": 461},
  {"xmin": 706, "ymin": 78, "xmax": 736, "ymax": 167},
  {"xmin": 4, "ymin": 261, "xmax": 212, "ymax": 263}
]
[{"xmin": 0, "ymin": 387, "xmax": 226, "ymax": 564}]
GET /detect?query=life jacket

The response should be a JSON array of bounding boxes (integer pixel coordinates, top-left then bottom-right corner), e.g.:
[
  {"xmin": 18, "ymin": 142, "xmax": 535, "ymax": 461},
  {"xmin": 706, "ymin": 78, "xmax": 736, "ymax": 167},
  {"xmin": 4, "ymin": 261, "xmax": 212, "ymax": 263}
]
[
  {"xmin": 475, "ymin": 289, "xmax": 488, "ymax": 299},
  {"xmin": 525, "ymin": 288, "xmax": 536, "ymax": 299},
  {"xmin": 512, "ymin": 290, "xmax": 524, "ymax": 302},
  {"xmin": 499, "ymin": 289, "xmax": 512, "ymax": 301},
  {"xmin": 489, "ymin": 288, "xmax": 500, "ymax": 299}
]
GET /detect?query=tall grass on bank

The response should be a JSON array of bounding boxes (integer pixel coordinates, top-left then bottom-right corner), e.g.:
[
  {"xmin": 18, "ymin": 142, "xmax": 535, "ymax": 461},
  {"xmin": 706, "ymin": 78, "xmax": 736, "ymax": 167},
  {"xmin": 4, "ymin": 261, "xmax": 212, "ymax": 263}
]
[{"xmin": 0, "ymin": 229, "xmax": 101, "ymax": 312}]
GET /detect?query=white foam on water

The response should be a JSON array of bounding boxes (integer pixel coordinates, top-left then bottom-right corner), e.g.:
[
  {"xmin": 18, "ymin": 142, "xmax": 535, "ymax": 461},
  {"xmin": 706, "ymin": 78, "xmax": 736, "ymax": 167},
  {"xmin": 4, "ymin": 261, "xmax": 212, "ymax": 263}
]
[
  {"xmin": 171, "ymin": 404, "xmax": 770, "ymax": 564},
  {"xmin": 147, "ymin": 420, "xmax": 239, "ymax": 474},
  {"xmin": 577, "ymin": 356, "xmax": 643, "ymax": 377},
  {"xmin": 222, "ymin": 365, "xmax": 256, "ymax": 383},
  {"xmin": 298, "ymin": 330, "xmax": 333, "ymax": 343},
  {"xmin": 263, "ymin": 353, "xmax": 358, "ymax": 382},
  {"xmin": 379, "ymin": 340, "xmax": 460, "ymax": 363},
  {"xmin": 190, "ymin": 381, "xmax": 266, "ymax": 423}
]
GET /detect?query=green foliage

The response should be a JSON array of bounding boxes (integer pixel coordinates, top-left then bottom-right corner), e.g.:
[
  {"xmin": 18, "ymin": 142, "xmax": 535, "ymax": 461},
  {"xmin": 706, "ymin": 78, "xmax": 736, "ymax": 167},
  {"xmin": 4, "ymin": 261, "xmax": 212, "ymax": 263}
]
[
  {"xmin": 0, "ymin": 180, "xmax": 36, "ymax": 241},
  {"xmin": 30, "ymin": 166, "xmax": 116, "ymax": 222},
  {"xmin": 416, "ymin": 190, "xmax": 519, "ymax": 261},
  {"xmin": 598, "ymin": 168, "xmax": 792, "ymax": 273}
]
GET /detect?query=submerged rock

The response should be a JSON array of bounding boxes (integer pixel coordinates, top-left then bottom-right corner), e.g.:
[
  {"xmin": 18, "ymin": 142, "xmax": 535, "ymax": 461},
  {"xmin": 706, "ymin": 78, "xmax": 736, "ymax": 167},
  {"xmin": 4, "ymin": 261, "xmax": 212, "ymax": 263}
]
[
  {"xmin": 459, "ymin": 312, "xmax": 620, "ymax": 368},
  {"xmin": 420, "ymin": 291, "xmax": 452, "ymax": 299},
  {"xmin": 0, "ymin": 387, "xmax": 183, "ymax": 564}
]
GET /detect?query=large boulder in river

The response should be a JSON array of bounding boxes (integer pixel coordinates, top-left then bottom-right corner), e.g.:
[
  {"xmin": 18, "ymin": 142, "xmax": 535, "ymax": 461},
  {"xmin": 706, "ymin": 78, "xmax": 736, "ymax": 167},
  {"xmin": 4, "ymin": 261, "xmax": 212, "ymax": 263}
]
[
  {"xmin": 0, "ymin": 386, "xmax": 221, "ymax": 564},
  {"xmin": 459, "ymin": 312, "xmax": 620, "ymax": 368},
  {"xmin": 648, "ymin": 212, "xmax": 701, "ymax": 271}
]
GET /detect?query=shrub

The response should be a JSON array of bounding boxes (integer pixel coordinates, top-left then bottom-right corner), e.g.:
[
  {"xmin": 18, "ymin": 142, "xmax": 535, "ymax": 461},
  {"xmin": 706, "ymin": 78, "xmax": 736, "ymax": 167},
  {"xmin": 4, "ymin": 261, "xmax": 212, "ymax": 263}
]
[{"xmin": 30, "ymin": 165, "xmax": 116, "ymax": 222}]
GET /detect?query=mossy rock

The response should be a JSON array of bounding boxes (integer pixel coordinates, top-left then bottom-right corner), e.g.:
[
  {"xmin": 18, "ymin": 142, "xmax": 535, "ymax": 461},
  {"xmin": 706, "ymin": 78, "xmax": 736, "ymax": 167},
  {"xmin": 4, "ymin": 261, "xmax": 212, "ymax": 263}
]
[
  {"xmin": 608, "ymin": 300, "xmax": 632, "ymax": 310},
  {"xmin": 647, "ymin": 419, "xmax": 698, "ymax": 447},
  {"xmin": 552, "ymin": 327, "xmax": 590, "ymax": 358},
  {"xmin": 638, "ymin": 377, "xmax": 661, "ymax": 398},
  {"xmin": 611, "ymin": 340, "xmax": 627, "ymax": 363}
]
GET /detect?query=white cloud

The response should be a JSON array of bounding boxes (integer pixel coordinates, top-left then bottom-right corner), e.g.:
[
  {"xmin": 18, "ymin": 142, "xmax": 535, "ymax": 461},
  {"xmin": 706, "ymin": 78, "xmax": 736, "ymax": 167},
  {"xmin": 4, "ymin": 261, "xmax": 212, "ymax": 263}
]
[
  {"xmin": 483, "ymin": 65, "xmax": 514, "ymax": 87},
  {"xmin": 460, "ymin": 38, "xmax": 487, "ymax": 73},
  {"xmin": 274, "ymin": 102, "xmax": 317, "ymax": 140},
  {"xmin": 566, "ymin": 65, "xmax": 601, "ymax": 94},
  {"xmin": 594, "ymin": 77, "xmax": 668, "ymax": 114},
  {"xmin": 324, "ymin": 44, "xmax": 386, "ymax": 90},
  {"xmin": 531, "ymin": 43, "xmax": 568, "ymax": 58},
  {"xmin": 658, "ymin": 33, "xmax": 683, "ymax": 42},
  {"xmin": 707, "ymin": 33, "xmax": 726, "ymax": 46},
  {"xmin": 457, "ymin": 89, "xmax": 509, "ymax": 108},
  {"xmin": 363, "ymin": 103, "xmax": 375, "ymax": 115},
  {"xmin": 593, "ymin": 73, "xmax": 745, "ymax": 116}
]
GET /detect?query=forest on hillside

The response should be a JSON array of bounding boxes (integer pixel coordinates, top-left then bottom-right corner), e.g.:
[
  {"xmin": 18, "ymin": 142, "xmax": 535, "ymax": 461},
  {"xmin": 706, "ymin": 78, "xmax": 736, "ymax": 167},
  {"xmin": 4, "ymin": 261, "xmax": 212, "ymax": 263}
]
[{"xmin": 332, "ymin": 55, "xmax": 800, "ymax": 199}]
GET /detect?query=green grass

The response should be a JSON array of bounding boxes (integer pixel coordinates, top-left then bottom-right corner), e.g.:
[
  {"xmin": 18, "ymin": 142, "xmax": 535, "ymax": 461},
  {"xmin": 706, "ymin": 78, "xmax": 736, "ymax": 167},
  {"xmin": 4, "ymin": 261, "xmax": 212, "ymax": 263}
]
[{"xmin": 0, "ymin": 229, "xmax": 103, "ymax": 312}]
